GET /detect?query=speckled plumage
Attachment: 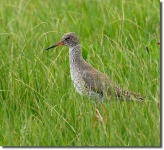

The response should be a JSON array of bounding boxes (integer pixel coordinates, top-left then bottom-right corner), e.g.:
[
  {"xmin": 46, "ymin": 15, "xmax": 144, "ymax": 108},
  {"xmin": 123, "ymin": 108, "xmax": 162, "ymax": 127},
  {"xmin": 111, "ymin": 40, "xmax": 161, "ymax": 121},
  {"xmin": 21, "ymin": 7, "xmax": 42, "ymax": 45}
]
[{"xmin": 46, "ymin": 32, "xmax": 143, "ymax": 102}]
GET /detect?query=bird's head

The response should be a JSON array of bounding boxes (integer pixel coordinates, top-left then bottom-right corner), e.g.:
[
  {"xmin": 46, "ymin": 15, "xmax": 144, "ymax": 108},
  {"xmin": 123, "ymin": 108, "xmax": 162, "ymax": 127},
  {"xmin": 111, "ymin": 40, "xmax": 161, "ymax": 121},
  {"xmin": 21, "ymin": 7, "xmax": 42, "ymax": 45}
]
[{"xmin": 46, "ymin": 32, "xmax": 80, "ymax": 50}]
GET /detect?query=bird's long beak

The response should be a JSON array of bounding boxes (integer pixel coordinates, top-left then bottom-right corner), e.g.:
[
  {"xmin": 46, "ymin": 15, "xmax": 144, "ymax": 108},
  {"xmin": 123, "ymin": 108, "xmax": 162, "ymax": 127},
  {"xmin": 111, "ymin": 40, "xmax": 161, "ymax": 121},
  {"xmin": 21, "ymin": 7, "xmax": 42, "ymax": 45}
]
[{"xmin": 45, "ymin": 41, "xmax": 64, "ymax": 50}]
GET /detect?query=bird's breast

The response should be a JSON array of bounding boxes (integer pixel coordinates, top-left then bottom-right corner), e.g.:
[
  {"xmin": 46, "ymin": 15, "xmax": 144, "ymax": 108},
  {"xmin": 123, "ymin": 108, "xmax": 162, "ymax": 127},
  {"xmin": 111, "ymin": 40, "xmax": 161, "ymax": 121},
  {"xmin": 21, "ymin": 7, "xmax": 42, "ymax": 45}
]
[
  {"xmin": 70, "ymin": 64, "xmax": 87, "ymax": 95},
  {"xmin": 70, "ymin": 65, "xmax": 103, "ymax": 100}
]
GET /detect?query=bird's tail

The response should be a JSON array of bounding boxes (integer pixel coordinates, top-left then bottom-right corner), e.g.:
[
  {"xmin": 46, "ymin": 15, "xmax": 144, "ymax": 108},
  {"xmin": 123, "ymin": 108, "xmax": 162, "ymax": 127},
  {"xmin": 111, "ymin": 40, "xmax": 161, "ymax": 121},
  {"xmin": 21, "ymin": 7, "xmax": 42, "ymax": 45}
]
[{"xmin": 114, "ymin": 85, "xmax": 144, "ymax": 102}]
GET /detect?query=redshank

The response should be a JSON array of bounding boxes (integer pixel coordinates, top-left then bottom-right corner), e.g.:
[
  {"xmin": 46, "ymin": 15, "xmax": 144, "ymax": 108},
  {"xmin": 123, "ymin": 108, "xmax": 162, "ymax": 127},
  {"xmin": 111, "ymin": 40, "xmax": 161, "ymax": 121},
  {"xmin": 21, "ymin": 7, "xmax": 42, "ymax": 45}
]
[{"xmin": 46, "ymin": 32, "xmax": 143, "ymax": 125}]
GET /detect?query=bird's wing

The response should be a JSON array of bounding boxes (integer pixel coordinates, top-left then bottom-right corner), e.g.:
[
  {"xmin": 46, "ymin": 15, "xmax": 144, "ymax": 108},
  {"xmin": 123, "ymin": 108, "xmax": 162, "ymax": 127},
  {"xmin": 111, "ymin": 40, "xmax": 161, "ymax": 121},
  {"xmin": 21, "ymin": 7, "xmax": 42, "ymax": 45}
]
[{"xmin": 81, "ymin": 70, "xmax": 111, "ymax": 95}]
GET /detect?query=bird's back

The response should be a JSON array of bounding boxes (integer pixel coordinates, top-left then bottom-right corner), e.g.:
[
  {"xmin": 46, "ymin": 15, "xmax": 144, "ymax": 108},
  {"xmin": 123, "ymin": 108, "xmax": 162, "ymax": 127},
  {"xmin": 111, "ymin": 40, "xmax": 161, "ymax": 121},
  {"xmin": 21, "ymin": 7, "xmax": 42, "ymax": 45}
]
[{"xmin": 81, "ymin": 59, "xmax": 143, "ymax": 101}]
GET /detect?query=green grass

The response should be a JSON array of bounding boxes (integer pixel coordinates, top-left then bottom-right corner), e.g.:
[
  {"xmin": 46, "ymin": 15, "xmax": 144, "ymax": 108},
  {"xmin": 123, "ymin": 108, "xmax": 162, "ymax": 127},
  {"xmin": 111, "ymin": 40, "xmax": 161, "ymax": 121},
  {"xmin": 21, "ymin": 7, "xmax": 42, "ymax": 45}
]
[{"xmin": 0, "ymin": 0, "xmax": 160, "ymax": 146}]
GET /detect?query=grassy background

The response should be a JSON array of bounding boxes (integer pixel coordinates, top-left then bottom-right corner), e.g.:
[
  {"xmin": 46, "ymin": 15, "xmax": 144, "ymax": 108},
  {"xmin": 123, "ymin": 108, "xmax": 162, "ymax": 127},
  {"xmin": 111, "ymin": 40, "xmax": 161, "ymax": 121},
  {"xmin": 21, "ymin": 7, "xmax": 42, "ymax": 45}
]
[{"xmin": 0, "ymin": 0, "xmax": 160, "ymax": 146}]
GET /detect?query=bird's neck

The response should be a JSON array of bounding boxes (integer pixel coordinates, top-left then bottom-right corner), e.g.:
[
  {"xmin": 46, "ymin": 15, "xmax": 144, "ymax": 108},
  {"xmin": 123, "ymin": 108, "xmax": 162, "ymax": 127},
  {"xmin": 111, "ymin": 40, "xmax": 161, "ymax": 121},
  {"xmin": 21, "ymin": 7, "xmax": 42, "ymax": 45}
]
[{"xmin": 69, "ymin": 44, "xmax": 83, "ymax": 68}]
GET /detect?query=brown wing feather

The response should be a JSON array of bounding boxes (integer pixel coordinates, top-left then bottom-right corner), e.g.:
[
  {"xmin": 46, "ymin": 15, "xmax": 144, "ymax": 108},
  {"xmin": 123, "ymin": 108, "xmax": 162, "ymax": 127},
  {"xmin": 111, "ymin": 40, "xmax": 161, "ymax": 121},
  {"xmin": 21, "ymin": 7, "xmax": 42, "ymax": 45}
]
[
  {"xmin": 81, "ymin": 70, "xmax": 112, "ymax": 96},
  {"xmin": 81, "ymin": 60, "xmax": 143, "ymax": 101}
]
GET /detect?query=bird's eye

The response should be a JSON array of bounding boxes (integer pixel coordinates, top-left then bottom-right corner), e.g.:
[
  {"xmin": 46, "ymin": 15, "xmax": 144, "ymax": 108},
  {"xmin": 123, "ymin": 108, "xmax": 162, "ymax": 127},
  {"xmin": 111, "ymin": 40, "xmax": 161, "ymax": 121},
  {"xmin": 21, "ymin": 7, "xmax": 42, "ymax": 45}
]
[{"xmin": 65, "ymin": 37, "xmax": 70, "ymax": 41}]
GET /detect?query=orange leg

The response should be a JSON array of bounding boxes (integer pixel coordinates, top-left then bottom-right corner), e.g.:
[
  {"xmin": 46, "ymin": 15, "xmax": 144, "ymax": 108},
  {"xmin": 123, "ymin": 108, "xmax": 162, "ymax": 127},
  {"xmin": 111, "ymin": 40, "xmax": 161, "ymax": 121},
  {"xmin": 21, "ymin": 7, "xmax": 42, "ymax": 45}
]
[
  {"xmin": 93, "ymin": 104, "xmax": 107, "ymax": 127},
  {"xmin": 93, "ymin": 105, "xmax": 99, "ymax": 127},
  {"xmin": 100, "ymin": 104, "xmax": 107, "ymax": 126}
]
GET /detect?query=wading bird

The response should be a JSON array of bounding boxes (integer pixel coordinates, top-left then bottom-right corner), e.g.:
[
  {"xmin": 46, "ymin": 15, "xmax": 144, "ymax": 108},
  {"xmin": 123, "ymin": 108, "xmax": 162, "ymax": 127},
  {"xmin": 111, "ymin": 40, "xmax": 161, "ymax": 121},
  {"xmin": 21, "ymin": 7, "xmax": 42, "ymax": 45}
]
[{"xmin": 46, "ymin": 32, "xmax": 143, "ymax": 126}]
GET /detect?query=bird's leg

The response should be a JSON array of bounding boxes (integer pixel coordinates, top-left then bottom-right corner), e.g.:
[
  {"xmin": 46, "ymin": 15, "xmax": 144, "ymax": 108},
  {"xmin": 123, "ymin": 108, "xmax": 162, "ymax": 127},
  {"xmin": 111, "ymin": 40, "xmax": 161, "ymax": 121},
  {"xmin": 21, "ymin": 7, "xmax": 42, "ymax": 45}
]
[
  {"xmin": 93, "ymin": 104, "xmax": 106, "ymax": 127},
  {"xmin": 93, "ymin": 104, "xmax": 103, "ymax": 127},
  {"xmin": 93, "ymin": 105, "xmax": 99, "ymax": 127},
  {"xmin": 100, "ymin": 103, "xmax": 107, "ymax": 126}
]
